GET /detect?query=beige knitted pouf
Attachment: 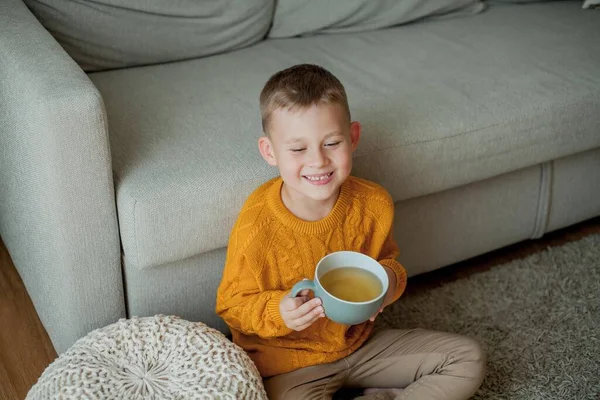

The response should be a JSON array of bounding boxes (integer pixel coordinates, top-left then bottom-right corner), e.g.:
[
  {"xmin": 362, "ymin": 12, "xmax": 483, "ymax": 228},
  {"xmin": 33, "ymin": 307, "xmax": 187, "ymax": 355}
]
[{"xmin": 27, "ymin": 315, "xmax": 267, "ymax": 400}]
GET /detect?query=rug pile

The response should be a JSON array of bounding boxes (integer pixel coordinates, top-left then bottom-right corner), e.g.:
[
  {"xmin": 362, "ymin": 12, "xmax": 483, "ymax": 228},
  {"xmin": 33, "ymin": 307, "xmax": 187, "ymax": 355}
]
[{"xmin": 376, "ymin": 234, "xmax": 600, "ymax": 399}]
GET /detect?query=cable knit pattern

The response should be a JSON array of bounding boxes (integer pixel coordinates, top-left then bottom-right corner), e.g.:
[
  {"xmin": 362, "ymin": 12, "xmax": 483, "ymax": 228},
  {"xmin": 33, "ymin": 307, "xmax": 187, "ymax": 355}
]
[
  {"xmin": 216, "ymin": 176, "xmax": 407, "ymax": 378},
  {"xmin": 27, "ymin": 315, "xmax": 267, "ymax": 400}
]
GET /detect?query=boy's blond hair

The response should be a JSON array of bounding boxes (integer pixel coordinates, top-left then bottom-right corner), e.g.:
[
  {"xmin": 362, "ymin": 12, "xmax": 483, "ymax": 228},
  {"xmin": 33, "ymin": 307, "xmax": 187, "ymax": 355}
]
[{"xmin": 259, "ymin": 64, "xmax": 351, "ymax": 135}]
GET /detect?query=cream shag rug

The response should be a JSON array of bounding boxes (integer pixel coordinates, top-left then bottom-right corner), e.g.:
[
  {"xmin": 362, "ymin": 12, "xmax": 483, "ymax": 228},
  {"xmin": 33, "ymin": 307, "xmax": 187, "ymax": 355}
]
[{"xmin": 375, "ymin": 234, "xmax": 600, "ymax": 399}]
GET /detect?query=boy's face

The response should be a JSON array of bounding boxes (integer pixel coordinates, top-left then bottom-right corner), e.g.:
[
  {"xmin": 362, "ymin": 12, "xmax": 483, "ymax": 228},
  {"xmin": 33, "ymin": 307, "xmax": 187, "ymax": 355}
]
[{"xmin": 258, "ymin": 103, "xmax": 361, "ymax": 205}]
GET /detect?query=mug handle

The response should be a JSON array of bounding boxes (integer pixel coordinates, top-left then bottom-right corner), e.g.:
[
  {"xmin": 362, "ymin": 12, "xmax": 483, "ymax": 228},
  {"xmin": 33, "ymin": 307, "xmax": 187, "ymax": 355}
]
[{"xmin": 290, "ymin": 280, "xmax": 315, "ymax": 297}]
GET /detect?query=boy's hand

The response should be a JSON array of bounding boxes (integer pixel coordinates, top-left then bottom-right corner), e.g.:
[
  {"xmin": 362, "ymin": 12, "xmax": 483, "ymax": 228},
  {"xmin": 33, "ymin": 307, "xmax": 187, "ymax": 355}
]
[
  {"xmin": 369, "ymin": 266, "xmax": 397, "ymax": 322},
  {"xmin": 280, "ymin": 288, "xmax": 325, "ymax": 331}
]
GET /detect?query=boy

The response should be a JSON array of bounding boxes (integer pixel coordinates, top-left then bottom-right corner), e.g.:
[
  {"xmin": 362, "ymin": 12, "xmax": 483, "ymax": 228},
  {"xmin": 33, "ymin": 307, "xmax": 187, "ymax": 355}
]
[{"xmin": 216, "ymin": 64, "xmax": 486, "ymax": 400}]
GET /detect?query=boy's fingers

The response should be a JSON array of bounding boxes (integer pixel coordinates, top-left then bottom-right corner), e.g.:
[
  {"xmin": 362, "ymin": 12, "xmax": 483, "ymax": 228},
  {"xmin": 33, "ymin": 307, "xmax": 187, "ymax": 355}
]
[
  {"xmin": 283, "ymin": 296, "xmax": 308, "ymax": 311},
  {"xmin": 291, "ymin": 297, "xmax": 320, "ymax": 316},
  {"xmin": 369, "ymin": 310, "xmax": 380, "ymax": 322},
  {"xmin": 294, "ymin": 296, "xmax": 310, "ymax": 307},
  {"xmin": 295, "ymin": 310, "xmax": 325, "ymax": 331},
  {"xmin": 292, "ymin": 299, "xmax": 323, "ymax": 324}
]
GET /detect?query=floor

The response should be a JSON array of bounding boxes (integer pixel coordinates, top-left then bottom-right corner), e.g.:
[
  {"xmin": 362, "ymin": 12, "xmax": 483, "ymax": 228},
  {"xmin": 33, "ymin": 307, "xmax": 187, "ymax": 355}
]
[
  {"xmin": 1, "ymin": 217, "xmax": 599, "ymax": 400},
  {"xmin": 0, "ymin": 240, "xmax": 56, "ymax": 400}
]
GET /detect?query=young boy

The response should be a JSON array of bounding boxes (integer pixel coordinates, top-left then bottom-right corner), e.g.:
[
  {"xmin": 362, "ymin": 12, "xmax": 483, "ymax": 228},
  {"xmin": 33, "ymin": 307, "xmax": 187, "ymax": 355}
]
[{"xmin": 216, "ymin": 64, "xmax": 486, "ymax": 400}]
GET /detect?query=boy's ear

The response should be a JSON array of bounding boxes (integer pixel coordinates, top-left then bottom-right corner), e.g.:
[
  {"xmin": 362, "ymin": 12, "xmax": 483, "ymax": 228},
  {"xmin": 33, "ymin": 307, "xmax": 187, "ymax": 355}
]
[
  {"xmin": 349, "ymin": 121, "xmax": 361, "ymax": 152},
  {"xmin": 258, "ymin": 136, "xmax": 278, "ymax": 166}
]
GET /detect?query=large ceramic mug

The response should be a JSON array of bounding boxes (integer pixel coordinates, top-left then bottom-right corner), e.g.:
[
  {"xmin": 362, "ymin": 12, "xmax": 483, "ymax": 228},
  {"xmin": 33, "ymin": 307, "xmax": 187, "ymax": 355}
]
[{"xmin": 290, "ymin": 251, "xmax": 389, "ymax": 325}]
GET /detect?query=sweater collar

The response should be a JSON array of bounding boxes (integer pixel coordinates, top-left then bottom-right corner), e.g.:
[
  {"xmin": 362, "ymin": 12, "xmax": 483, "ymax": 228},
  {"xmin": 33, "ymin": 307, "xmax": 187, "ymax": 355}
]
[{"xmin": 267, "ymin": 177, "xmax": 351, "ymax": 235}]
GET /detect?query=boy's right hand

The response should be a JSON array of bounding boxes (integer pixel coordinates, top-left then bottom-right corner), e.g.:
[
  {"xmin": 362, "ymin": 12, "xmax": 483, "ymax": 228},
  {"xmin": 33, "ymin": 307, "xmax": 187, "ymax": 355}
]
[{"xmin": 280, "ymin": 289, "xmax": 325, "ymax": 331}]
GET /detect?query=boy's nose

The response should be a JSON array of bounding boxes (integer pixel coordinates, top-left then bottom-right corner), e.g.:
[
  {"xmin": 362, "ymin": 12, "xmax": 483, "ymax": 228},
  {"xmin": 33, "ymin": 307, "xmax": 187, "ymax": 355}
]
[{"xmin": 307, "ymin": 148, "xmax": 328, "ymax": 167}]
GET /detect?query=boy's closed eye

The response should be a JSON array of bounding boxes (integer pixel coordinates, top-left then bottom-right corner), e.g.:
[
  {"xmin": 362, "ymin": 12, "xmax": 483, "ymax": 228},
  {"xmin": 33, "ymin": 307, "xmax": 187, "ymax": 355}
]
[{"xmin": 289, "ymin": 142, "xmax": 341, "ymax": 153}]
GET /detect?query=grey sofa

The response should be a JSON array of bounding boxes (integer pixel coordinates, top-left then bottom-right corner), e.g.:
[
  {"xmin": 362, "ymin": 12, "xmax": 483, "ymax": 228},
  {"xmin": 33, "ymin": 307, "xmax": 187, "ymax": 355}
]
[{"xmin": 1, "ymin": 0, "xmax": 599, "ymax": 354}]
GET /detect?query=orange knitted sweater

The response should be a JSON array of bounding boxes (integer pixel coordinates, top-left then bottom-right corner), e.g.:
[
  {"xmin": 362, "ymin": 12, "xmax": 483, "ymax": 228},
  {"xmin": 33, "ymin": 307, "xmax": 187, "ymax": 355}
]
[{"xmin": 215, "ymin": 176, "xmax": 407, "ymax": 378}]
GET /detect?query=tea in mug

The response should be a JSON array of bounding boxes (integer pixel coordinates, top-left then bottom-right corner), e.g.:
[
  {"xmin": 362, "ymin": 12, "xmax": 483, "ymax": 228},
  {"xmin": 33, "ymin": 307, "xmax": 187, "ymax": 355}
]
[{"xmin": 319, "ymin": 267, "xmax": 382, "ymax": 302}]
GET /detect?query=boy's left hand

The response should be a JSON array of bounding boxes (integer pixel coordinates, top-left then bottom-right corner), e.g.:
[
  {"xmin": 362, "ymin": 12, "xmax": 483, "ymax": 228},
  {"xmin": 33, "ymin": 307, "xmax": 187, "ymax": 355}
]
[{"xmin": 369, "ymin": 266, "xmax": 396, "ymax": 322}]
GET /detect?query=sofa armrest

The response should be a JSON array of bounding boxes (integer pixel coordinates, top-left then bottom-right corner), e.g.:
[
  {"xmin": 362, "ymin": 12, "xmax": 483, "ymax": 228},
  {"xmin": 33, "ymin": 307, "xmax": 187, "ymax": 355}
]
[{"xmin": 0, "ymin": 0, "xmax": 125, "ymax": 353}]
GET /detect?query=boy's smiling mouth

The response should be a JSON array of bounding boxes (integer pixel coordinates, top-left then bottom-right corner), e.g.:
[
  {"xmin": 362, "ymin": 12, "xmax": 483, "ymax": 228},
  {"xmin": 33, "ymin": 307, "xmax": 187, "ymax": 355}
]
[{"xmin": 303, "ymin": 172, "xmax": 334, "ymax": 184}]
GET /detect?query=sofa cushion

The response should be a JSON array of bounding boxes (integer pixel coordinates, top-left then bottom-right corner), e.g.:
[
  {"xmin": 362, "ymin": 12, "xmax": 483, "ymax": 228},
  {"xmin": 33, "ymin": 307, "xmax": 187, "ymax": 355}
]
[
  {"xmin": 268, "ymin": 0, "xmax": 485, "ymax": 38},
  {"xmin": 89, "ymin": 1, "xmax": 600, "ymax": 270},
  {"xmin": 24, "ymin": 0, "xmax": 274, "ymax": 72}
]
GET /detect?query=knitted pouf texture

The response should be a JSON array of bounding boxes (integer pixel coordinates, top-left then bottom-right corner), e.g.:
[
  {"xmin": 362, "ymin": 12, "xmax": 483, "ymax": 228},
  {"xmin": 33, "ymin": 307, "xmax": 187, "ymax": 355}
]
[{"xmin": 27, "ymin": 315, "xmax": 267, "ymax": 400}]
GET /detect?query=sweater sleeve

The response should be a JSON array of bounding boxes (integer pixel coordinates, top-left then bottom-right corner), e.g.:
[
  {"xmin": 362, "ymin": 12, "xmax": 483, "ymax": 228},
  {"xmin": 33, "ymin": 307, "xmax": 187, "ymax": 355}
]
[
  {"xmin": 216, "ymin": 253, "xmax": 294, "ymax": 339},
  {"xmin": 378, "ymin": 231, "xmax": 407, "ymax": 304}
]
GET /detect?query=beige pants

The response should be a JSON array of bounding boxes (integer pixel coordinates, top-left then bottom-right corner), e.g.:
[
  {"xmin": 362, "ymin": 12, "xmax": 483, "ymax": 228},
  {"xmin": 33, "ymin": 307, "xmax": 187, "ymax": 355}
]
[{"xmin": 264, "ymin": 329, "xmax": 486, "ymax": 400}]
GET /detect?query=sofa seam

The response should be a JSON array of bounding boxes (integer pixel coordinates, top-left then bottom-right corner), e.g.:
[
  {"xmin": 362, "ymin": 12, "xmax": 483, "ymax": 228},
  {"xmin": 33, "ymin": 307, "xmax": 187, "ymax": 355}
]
[
  {"xmin": 542, "ymin": 161, "xmax": 554, "ymax": 237},
  {"xmin": 90, "ymin": 88, "xmax": 129, "ymax": 319},
  {"xmin": 531, "ymin": 162, "xmax": 553, "ymax": 239},
  {"xmin": 132, "ymin": 198, "xmax": 140, "ymax": 269},
  {"xmin": 531, "ymin": 164, "xmax": 544, "ymax": 239}
]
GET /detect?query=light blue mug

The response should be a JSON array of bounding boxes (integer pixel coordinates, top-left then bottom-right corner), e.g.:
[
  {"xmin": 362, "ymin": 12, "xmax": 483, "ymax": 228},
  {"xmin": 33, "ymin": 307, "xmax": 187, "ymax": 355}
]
[{"xmin": 290, "ymin": 251, "xmax": 389, "ymax": 325}]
